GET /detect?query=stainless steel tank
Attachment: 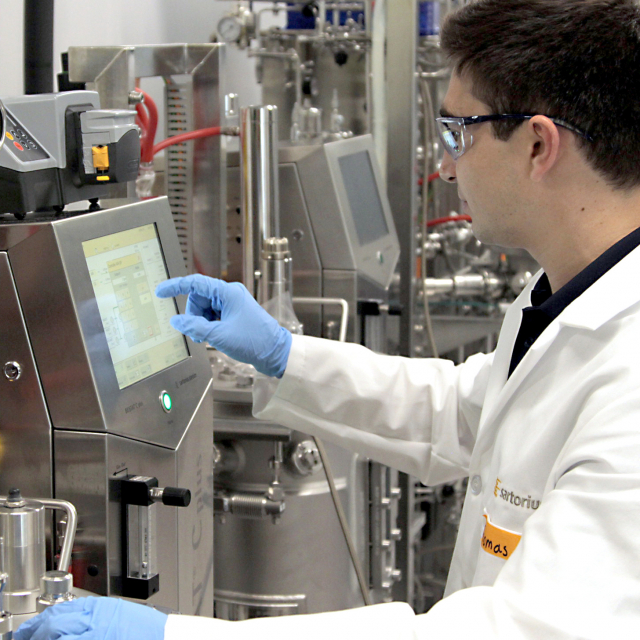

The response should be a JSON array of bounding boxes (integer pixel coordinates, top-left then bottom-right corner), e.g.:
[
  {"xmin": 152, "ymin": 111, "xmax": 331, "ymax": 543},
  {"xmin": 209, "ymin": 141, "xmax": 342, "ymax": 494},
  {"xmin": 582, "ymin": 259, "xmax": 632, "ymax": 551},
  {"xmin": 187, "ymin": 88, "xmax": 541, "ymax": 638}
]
[{"xmin": 0, "ymin": 490, "xmax": 47, "ymax": 616}]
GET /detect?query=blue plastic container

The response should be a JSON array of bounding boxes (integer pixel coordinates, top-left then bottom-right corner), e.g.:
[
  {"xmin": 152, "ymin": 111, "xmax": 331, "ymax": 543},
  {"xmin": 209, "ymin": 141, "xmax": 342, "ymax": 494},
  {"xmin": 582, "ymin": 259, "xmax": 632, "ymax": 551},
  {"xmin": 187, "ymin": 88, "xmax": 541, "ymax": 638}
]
[
  {"xmin": 286, "ymin": 5, "xmax": 366, "ymax": 29},
  {"xmin": 419, "ymin": 1, "xmax": 440, "ymax": 36}
]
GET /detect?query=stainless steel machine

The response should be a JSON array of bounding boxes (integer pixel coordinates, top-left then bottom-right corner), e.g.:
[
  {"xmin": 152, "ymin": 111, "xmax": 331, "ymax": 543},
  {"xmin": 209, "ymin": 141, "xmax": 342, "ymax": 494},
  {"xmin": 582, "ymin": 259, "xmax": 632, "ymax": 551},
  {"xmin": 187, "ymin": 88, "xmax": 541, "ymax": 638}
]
[
  {"xmin": 0, "ymin": 194, "xmax": 214, "ymax": 615},
  {"xmin": 215, "ymin": 123, "xmax": 405, "ymax": 617},
  {"xmin": 228, "ymin": 133, "xmax": 399, "ymax": 345}
]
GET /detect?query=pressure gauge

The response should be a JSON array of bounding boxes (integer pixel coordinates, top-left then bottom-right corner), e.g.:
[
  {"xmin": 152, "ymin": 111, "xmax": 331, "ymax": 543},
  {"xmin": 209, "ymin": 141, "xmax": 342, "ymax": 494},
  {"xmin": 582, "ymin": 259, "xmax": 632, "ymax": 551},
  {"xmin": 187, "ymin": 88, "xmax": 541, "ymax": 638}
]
[{"xmin": 217, "ymin": 15, "xmax": 243, "ymax": 43}]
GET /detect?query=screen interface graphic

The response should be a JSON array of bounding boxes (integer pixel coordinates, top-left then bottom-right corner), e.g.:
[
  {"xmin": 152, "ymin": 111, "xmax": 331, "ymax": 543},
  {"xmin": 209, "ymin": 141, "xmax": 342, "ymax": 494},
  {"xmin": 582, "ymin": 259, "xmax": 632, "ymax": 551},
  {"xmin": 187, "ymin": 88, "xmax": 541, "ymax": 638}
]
[{"xmin": 83, "ymin": 224, "xmax": 189, "ymax": 390}]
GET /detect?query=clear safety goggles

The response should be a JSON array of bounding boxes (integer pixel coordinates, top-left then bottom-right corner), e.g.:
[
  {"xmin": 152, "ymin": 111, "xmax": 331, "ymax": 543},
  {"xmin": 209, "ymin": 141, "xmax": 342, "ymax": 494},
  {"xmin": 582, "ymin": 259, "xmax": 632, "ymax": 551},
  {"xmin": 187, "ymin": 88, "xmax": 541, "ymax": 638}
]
[{"xmin": 435, "ymin": 114, "xmax": 594, "ymax": 161}]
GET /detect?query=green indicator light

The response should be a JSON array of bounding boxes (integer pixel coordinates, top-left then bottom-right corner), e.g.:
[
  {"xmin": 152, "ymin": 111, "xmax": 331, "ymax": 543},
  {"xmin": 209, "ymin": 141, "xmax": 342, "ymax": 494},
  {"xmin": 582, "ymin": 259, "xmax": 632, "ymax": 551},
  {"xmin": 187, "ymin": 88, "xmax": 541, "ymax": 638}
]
[{"xmin": 160, "ymin": 391, "xmax": 172, "ymax": 413}]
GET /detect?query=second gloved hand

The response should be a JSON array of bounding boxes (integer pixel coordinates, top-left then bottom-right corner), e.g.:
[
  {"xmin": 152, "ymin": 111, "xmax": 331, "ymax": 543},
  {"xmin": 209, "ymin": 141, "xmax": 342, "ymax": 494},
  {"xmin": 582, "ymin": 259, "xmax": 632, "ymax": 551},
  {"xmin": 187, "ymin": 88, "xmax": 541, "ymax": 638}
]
[
  {"xmin": 155, "ymin": 274, "xmax": 292, "ymax": 378},
  {"xmin": 14, "ymin": 597, "xmax": 167, "ymax": 640}
]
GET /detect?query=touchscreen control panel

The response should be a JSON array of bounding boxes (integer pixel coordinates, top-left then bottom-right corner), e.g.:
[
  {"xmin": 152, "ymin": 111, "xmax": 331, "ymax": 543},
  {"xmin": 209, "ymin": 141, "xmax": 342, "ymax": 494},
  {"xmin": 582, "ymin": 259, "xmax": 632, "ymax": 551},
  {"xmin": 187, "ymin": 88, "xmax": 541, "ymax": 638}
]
[{"xmin": 83, "ymin": 224, "xmax": 189, "ymax": 390}]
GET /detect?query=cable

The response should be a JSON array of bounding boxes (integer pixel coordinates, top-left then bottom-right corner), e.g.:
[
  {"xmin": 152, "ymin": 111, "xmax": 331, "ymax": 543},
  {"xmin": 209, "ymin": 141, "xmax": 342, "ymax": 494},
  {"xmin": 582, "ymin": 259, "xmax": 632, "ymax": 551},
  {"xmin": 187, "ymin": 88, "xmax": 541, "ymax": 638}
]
[
  {"xmin": 152, "ymin": 126, "xmax": 222, "ymax": 156},
  {"xmin": 313, "ymin": 436, "xmax": 373, "ymax": 606},
  {"xmin": 426, "ymin": 215, "xmax": 472, "ymax": 228},
  {"xmin": 135, "ymin": 103, "xmax": 150, "ymax": 159},
  {"xmin": 134, "ymin": 88, "xmax": 159, "ymax": 164},
  {"xmin": 304, "ymin": 303, "xmax": 372, "ymax": 606}
]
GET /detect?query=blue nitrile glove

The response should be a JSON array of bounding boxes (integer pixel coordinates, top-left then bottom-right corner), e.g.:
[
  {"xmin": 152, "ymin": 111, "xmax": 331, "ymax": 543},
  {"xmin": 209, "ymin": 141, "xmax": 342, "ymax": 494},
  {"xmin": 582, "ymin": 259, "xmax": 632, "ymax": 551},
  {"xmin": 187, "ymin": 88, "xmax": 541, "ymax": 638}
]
[
  {"xmin": 155, "ymin": 274, "xmax": 292, "ymax": 378},
  {"xmin": 14, "ymin": 597, "xmax": 167, "ymax": 640}
]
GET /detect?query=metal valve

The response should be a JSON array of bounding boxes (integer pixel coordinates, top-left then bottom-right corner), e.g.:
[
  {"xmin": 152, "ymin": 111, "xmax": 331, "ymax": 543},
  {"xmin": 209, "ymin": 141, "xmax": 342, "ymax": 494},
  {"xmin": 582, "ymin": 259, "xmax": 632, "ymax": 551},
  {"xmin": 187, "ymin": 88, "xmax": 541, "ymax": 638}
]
[
  {"xmin": 288, "ymin": 440, "xmax": 322, "ymax": 476},
  {"xmin": 36, "ymin": 570, "xmax": 75, "ymax": 612}
]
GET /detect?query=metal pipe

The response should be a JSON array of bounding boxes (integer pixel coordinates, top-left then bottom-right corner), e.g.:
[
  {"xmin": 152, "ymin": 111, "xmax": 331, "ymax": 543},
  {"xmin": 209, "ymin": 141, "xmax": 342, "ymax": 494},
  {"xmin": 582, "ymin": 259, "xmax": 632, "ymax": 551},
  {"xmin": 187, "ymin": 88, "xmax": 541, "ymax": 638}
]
[
  {"xmin": 293, "ymin": 297, "xmax": 349, "ymax": 342},
  {"xmin": 247, "ymin": 50, "xmax": 303, "ymax": 109},
  {"xmin": 240, "ymin": 105, "xmax": 280, "ymax": 297},
  {"xmin": 24, "ymin": 0, "xmax": 54, "ymax": 94},
  {"xmin": 422, "ymin": 273, "xmax": 505, "ymax": 300},
  {"xmin": 214, "ymin": 492, "xmax": 285, "ymax": 519},
  {"xmin": 37, "ymin": 499, "xmax": 78, "ymax": 573}
]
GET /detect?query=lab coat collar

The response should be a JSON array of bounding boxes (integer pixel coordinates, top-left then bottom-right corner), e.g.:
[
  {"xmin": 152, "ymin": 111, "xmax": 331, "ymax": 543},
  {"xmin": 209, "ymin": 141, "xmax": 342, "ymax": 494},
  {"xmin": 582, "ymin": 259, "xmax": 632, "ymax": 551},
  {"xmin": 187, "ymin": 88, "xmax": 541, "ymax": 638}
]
[
  {"xmin": 555, "ymin": 243, "xmax": 640, "ymax": 330},
  {"xmin": 478, "ymin": 243, "xmax": 640, "ymax": 434}
]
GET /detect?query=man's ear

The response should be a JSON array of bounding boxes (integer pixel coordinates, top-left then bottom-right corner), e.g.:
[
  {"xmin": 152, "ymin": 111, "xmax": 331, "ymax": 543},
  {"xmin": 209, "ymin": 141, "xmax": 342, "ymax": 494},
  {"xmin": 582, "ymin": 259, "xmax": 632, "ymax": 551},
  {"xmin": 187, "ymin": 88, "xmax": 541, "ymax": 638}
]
[{"xmin": 528, "ymin": 115, "xmax": 561, "ymax": 182}]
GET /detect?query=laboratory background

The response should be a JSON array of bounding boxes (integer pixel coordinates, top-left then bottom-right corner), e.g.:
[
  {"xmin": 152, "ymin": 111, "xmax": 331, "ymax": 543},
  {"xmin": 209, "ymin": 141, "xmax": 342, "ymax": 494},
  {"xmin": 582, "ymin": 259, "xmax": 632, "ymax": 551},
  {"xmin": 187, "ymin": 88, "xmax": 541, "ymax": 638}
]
[{"xmin": 0, "ymin": 0, "xmax": 539, "ymax": 634}]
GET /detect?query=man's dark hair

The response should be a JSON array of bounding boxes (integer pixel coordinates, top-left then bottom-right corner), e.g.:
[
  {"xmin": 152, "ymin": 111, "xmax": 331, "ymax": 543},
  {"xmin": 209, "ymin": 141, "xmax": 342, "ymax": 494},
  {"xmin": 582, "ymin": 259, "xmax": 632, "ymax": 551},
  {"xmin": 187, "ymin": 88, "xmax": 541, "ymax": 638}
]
[{"xmin": 441, "ymin": 0, "xmax": 640, "ymax": 190}]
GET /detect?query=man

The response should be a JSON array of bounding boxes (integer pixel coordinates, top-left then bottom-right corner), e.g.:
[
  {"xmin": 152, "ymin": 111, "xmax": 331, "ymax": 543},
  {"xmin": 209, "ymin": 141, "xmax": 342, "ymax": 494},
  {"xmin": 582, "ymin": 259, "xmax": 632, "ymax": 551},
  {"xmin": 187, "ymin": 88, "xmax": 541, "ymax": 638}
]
[{"xmin": 17, "ymin": 0, "xmax": 640, "ymax": 638}]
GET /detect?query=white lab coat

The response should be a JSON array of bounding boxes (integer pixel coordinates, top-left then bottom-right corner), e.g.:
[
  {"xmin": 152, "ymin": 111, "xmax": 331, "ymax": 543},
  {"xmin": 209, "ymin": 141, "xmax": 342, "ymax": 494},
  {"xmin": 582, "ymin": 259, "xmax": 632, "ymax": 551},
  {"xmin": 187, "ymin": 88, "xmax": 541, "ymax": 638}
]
[{"xmin": 167, "ymin": 246, "xmax": 640, "ymax": 639}]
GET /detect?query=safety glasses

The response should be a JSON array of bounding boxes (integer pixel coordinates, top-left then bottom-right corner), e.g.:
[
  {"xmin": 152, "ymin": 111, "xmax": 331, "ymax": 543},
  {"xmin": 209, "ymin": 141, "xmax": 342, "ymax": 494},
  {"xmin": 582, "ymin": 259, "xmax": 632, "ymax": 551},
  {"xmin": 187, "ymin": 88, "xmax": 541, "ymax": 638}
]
[{"xmin": 435, "ymin": 114, "xmax": 594, "ymax": 161}]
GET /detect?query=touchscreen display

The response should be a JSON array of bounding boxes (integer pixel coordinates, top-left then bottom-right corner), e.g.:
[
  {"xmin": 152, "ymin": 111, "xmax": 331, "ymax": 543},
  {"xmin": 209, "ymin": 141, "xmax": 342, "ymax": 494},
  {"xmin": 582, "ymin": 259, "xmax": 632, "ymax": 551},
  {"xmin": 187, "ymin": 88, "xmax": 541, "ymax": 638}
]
[
  {"xmin": 83, "ymin": 224, "xmax": 189, "ymax": 390},
  {"xmin": 338, "ymin": 150, "xmax": 389, "ymax": 246}
]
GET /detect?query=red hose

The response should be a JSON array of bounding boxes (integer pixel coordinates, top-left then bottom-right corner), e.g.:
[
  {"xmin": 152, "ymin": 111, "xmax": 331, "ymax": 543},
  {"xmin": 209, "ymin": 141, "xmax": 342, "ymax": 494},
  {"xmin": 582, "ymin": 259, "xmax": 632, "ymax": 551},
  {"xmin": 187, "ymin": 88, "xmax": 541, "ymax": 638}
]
[
  {"xmin": 152, "ymin": 127, "xmax": 222, "ymax": 156},
  {"xmin": 427, "ymin": 215, "xmax": 472, "ymax": 227},
  {"xmin": 427, "ymin": 171, "xmax": 440, "ymax": 183},
  {"xmin": 135, "ymin": 88, "xmax": 159, "ymax": 164},
  {"xmin": 135, "ymin": 103, "xmax": 150, "ymax": 159}
]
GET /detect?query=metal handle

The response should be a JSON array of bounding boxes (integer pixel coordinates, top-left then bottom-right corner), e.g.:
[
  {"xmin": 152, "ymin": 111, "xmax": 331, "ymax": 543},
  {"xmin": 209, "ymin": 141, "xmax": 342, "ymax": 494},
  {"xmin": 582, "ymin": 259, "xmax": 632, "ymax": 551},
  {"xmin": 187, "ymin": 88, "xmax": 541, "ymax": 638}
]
[
  {"xmin": 37, "ymin": 499, "xmax": 78, "ymax": 573},
  {"xmin": 293, "ymin": 297, "xmax": 349, "ymax": 342}
]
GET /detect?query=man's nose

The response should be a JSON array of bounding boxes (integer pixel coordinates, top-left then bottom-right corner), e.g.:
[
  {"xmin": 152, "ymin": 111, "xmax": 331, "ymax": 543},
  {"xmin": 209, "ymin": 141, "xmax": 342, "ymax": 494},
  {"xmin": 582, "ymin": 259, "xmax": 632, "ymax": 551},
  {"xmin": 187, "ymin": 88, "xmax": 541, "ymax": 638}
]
[{"xmin": 439, "ymin": 151, "xmax": 457, "ymax": 183}]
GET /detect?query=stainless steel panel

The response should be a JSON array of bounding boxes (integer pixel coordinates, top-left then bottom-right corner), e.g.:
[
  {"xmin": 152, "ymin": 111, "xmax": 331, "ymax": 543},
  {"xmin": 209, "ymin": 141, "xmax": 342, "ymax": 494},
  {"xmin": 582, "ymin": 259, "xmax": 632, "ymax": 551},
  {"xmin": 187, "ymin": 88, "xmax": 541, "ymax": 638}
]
[
  {"xmin": 0, "ymin": 252, "xmax": 53, "ymax": 499},
  {"xmin": 10, "ymin": 200, "xmax": 212, "ymax": 449},
  {"xmin": 68, "ymin": 45, "xmax": 227, "ymax": 279},
  {"xmin": 292, "ymin": 144, "xmax": 356, "ymax": 271},
  {"xmin": 323, "ymin": 270, "xmax": 358, "ymax": 343},
  {"xmin": 68, "ymin": 45, "xmax": 225, "ymax": 107},
  {"xmin": 54, "ymin": 431, "xmax": 178, "ymax": 607},
  {"xmin": 7, "ymin": 221, "xmax": 103, "ymax": 429},
  {"xmin": 167, "ymin": 48, "xmax": 227, "ymax": 279},
  {"xmin": 175, "ymin": 381, "xmax": 214, "ymax": 617}
]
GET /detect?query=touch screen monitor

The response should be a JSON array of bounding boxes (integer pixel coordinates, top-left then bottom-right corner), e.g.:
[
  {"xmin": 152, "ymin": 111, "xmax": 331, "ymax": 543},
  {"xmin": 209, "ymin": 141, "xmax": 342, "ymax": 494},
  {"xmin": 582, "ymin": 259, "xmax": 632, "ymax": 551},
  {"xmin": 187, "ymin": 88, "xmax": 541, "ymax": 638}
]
[
  {"xmin": 337, "ymin": 150, "xmax": 390, "ymax": 246},
  {"xmin": 83, "ymin": 224, "xmax": 189, "ymax": 390},
  {"xmin": 323, "ymin": 135, "xmax": 400, "ymax": 289}
]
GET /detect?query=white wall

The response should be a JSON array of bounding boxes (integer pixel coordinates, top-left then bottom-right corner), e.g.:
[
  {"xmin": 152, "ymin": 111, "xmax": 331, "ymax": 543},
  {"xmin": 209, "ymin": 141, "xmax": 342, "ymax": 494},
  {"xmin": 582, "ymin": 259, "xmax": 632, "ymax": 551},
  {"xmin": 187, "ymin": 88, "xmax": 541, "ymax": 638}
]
[{"xmin": 1, "ymin": 0, "xmax": 265, "ymax": 110}]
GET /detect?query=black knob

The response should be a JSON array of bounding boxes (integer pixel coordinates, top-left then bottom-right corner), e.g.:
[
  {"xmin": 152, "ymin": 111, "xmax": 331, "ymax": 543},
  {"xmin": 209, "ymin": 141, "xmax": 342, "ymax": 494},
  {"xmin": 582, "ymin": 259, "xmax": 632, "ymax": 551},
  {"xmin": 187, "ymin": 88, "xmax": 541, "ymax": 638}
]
[
  {"xmin": 441, "ymin": 484, "xmax": 455, "ymax": 498},
  {"xmin": 7, "ymin": 488, "xmax": 21, "ymax": 502},
  {"xmin": 302, "ymin": 78, "xmax": 313, "ymax": 96},
  {"xmin": 301, "ymin": 2, "xmax": 318, "ymax": 18},
  {"xmin": 162, "ymin": 487, "xmax": 191, "ymax": 508},
  {"xmin": 334, "ymin": 51, "xmax": 349, "ymax": 66}
]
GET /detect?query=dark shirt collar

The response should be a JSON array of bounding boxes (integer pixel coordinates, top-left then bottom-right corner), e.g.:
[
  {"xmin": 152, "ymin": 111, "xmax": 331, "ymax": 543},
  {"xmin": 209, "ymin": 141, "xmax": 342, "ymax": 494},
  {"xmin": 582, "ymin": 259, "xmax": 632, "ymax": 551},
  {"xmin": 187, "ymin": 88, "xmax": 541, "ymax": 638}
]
[
  {"xmin": 508, "ymin": 225, "xmax": 640, "ymax": 377},
  {"xmin": 530, "ymin": 225, "xmax": 640, "ymax": 314}
]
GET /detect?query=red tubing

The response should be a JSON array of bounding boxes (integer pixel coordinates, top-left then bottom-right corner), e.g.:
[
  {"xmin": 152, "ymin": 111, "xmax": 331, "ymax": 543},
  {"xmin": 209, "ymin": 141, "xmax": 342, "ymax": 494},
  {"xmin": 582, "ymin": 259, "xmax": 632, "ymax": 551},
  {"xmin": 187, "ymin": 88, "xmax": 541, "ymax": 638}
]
[
  {"xmin": 135, "ymin": 87, "xmax": 159, "ymax": 163},
  {"xmin": 152, "ymin": 127, "xmax": 222, "ymax": 156},
  {"xmin": 426, "ymin": 215, "xmax": 472, "ymax": 228}
]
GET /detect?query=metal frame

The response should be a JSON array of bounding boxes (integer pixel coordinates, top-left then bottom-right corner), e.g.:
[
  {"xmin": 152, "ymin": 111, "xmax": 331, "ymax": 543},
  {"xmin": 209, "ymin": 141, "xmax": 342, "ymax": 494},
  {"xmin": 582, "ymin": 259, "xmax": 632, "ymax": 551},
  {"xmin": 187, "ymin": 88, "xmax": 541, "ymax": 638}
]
[{"xmin": 9, "ymin": 198, "xmax": 212, "ymax": 448}]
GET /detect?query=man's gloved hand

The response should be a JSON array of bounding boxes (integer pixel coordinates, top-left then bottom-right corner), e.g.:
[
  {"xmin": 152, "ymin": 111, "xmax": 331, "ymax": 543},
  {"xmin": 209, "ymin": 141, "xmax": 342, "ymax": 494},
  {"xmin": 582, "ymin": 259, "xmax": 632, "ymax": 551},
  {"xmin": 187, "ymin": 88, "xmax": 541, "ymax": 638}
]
[
  {"xmin": 155, "ymin": 274, "xmax": 292, "ymax": 378},
  {"xmin": 14, "ymin": 597, "xmax": 167, "ymax": 640}
]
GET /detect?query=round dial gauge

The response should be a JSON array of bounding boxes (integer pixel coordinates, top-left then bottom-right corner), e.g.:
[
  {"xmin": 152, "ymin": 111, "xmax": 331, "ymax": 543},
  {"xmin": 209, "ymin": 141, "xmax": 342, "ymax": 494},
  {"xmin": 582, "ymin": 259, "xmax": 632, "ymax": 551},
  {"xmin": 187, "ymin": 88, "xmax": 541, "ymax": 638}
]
[{"xmin": 217, "ymin": 16, "xmax": 243, "ymax": 43}]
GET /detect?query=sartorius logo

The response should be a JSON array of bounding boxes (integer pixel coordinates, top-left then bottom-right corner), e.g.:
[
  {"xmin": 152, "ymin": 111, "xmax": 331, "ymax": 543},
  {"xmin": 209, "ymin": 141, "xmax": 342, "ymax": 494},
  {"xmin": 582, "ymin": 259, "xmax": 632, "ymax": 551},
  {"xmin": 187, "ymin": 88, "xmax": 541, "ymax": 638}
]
[{"xmin": 494, "ymin": 478, "xmax": 540, "ymax": 510}]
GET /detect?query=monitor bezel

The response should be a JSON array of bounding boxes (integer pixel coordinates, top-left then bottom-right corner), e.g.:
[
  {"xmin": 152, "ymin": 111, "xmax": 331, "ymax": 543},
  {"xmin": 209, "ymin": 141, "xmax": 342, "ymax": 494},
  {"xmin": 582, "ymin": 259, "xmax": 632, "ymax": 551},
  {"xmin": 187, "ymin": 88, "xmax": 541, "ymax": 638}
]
[
  {"xmin": 51, "ymin": 198, "xmax": 210, "ymax": 449},
  {"xmin": 323, "ymin": 135, "xmax": 400, "ymax": 289}
]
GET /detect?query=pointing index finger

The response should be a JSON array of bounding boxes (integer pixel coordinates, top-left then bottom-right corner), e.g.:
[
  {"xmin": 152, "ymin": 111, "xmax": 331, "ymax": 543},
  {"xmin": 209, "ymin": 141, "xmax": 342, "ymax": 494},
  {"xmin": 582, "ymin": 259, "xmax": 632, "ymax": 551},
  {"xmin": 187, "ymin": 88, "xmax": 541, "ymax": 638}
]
[{"xmin": 155, "ymin": 277, "xmax": 192, "ymax": 299}]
